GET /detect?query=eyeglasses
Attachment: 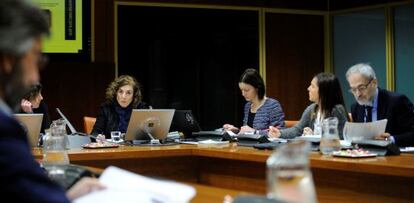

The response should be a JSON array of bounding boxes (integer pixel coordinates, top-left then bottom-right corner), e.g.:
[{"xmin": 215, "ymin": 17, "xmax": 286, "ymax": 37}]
[{"xmin": 348, "ymin": 78, "xmax": 373, "ymax": 94}]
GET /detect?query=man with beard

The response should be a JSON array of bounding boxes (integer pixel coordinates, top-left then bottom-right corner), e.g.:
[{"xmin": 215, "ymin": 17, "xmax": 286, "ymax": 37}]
[
  {"xmin": 0, "ymin": 0, "xmax": 104, "ymax": 201},
  {"xmin": 346, "ymin": 63, "xmax": 414, "ymax": 147}
]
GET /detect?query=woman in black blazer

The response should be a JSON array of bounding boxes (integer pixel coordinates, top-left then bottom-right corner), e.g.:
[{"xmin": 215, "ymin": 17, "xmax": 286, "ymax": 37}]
[{"xmin": 92, "ymin": 75, "xmax": 150, "ymax": 138}]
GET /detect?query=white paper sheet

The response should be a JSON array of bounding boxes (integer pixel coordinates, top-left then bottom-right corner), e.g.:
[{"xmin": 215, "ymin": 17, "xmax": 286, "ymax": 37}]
[
  {"xmin": 180, "ymin": 139, "xmax": 229, "ymax": 145},
  {"xmin": 74, "ymin": 166, "xmax": 196, "ymax": 203},
  {"xmin": 343, "ymin": 119, "xmax": 388, "ymax": 142}
]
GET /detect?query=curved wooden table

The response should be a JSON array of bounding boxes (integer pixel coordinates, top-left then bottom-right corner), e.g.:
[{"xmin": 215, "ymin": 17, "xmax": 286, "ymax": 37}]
[{"xmin": 33, "ymin": 143, "xmax": 414, "ymax": 202}]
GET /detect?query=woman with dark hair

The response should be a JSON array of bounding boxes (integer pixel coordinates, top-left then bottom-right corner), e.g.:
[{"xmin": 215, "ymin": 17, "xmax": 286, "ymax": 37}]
[
  {"xmin": 20, "ymin": 83, "xmax": 50, "ymax": 133},
  {"xmin": 92, "ymin": 75, "xmax": 150, "ymax": 138},
  {"xmin": 223, "ymin": 68, "xmax": 285, "ymax": 134},
  {"xmin": 268, "ymin": 72, "xmax": 349, "ymax": 139}
]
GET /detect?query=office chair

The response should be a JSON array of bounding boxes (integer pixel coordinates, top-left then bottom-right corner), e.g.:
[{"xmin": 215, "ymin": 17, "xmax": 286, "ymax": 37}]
[{"xmin": 83, "ymin": 116, "xmax": 96, "ymax": 134}]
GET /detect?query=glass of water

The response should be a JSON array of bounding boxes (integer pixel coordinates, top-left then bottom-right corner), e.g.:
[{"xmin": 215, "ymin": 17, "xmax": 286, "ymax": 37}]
[
  {"xmin": 320, "ymin": 117, "xmax": 341, "ymax": 155},
  {"xmin": 111, "ymin": 131, "xmax": 121, "ymax": 143}
]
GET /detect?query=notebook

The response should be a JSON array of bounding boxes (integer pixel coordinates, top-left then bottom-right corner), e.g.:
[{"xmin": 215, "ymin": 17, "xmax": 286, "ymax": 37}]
[
  {"xmin": 56, "ymin": 108, "xmax": 91, "ymax": 149},
  {"xmin": 14, "ymin": 113, "xmax": 43, "ymax": 147}
]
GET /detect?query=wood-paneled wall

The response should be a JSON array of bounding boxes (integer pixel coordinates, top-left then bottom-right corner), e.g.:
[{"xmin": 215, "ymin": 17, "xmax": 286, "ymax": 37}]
[
  {"xmin": 265, "ymin": 13, "xmax": 325, "ymax": 120},
  {"xmin": 40, "ymin": 62, "xmax": 114, "ymax": 130}
]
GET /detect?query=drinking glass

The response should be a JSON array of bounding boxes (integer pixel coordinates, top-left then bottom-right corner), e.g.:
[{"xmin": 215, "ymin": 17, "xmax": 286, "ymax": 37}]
[
  {"xmin": 319, "ymin": 117, "xmax": 341, "ymax": 155},
  {"xmin": 111, "ymin": 131, "xmax": 121, "ymax": 143},
  {"xmin": 267, "ymin": 140, "xmax": 317, "ymax": 203}
]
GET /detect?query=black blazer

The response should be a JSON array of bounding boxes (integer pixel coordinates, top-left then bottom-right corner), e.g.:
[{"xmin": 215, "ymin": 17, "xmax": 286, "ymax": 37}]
[
  {"xmin": 91, "ymin": 100, "xmax": 150, "ymax": 138},
  {"xmin": 351, "ymin": 88, "xmax": 414, "ymax": 147},
  {"xmin": 0, "ymin": 111, "xmax": 69, "ymax": 202},
  {"xmin": 33, "ymin": 101, "xmax": 50, "ymax": 133}
]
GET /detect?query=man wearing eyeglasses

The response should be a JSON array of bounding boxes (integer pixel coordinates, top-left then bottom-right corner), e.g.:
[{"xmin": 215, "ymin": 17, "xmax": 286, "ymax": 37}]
[
  {"xmin": 0, "ymin": 0, "xmax": 105, "ymax": 201},
  {"xmin": 346, "ymin": 63, "xmax": 414, "ymax": 147}
]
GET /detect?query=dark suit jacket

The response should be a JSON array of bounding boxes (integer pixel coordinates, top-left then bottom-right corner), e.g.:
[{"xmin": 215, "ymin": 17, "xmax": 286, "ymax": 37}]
[
  {"xmin": 351, "ymin": 88, "xmax": 414, "ymax": 147},
  {"xmin": 92, "ymin": 100, "xmax": 150, "ymax": 138},
  {"xmin": 0, "ymin": 111, "xmax": 69, "ymax": 202}
]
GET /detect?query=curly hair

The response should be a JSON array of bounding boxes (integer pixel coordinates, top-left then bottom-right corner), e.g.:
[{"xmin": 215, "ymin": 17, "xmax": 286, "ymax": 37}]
[
  {"xmin": 23, "ymin": 83, "xmax": 42, "ymax": 101},
  {"xmin": 105, "ymin": 75, "xmax": 142, "ymax": 107}
]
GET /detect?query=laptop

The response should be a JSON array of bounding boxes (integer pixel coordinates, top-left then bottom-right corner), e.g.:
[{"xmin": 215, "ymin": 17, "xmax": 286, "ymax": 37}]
[
  {"xmin": 56, "ymin": 108, "xmax": 91, "ymax": 149},
  {"xmin": 171, "ymin": 110, "xmax": 225, "ymax": 140},
  {"xmin": 125, "ymin": 109, "xmax": 175, "ymax": 143},
  {"xmin": 170, "ymin": 110, "xmax": 201, "ymax": 137},
  {"xmin": 14, "ymin": 113, "xmax": 43, "ymax": 147}
]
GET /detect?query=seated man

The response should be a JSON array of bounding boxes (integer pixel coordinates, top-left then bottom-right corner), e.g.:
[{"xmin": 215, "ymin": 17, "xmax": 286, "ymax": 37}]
[
  {"xmin": 346, "ymin": 63, "xmax": 414, "ymax": 146},
  {"xmin": 0, "ymin": 0, "xmax": 104, "ymax": 202}
]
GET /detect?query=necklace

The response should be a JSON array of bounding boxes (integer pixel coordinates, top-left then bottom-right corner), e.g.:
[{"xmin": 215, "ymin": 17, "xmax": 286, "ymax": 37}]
[{"xmin": 251, "ymin": 97, "xmax": 266, "ymax": 113}]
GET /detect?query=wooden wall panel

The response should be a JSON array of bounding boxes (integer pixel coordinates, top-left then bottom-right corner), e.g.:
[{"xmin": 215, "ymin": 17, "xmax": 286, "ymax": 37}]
[
  {"xmin": 265, "ymin": 13, "xmax": 324, "ymax": 120},
  {"xmin": 94, "ymin": 0, "xmax": 114, "ymax": 63},
  {"xmin": 40, "ymin": 62, "xmax": 114, "ymax": 131}
]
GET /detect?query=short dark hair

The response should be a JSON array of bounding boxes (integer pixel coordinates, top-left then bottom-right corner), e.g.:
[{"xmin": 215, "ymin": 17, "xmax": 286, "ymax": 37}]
[
  {"xmin": 315, "ymin": 72, "xmax": 346, "ymax": 117},
  {"xmin": 23, "ymin": 83, "xmax": 42, "ymax": 101},
  {"xmin": 239, "ymin": 68, "xmax": 265, "ymax": 100},
  {"xmin": 0, "ymin": 0, "xmax": 49, "ymax": 56}
]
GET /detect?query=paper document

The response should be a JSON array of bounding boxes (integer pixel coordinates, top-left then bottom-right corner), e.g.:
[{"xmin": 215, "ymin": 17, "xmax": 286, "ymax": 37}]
[
  {"xmin": 181, "ymin": 139, "xmax": 229, "ymax": 145},
  {"xmin": 74, "ymin": 166, "xmax": 196, "ymax": 203},
  {"xmin": 267, "ymin": 137, "xmax": 288, "ymax": 143},
  {"xmin": 400, "ymin": 147, "xmax": 414, "ymax": 153},
  {"xmin": 343, "ymin": 119, "xmax": 388, "ymax": 142}
]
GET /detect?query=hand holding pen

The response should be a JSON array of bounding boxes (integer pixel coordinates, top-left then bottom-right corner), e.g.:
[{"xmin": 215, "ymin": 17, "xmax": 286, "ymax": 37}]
[{"xmin": 268, "ymin": 126, "xmax": 281, "ymax": 138}]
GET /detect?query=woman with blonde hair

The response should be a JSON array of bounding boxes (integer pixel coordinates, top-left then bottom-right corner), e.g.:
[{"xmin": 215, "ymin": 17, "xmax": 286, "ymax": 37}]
[{"xmin": 92, "ymin": 75, "xmax": 150, "ymax": 138}]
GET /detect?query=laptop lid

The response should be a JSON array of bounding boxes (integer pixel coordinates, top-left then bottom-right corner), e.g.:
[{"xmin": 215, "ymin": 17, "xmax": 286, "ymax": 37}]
[
  {"xmin": 55, "ymin": 108, "xmax": 91, "ymax": 148},
  {"xmin": 56, "ymin": 108, "xmax": 77, "ymax": 134},
  {"xmin": 14, "ymin": 113, "xmax": 43, "ymax": 147},
  {"xmin": 170, "ymin": 110, "xmax": 201, "ymax": 137},
  {"xmin": 125, "ymin": 109, "xmax": 175, "ymax": 141}
]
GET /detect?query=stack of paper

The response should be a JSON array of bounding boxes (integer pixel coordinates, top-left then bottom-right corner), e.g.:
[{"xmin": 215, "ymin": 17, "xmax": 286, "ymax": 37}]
[
  {"xmin": 180, "ymin": 139, "xmax": 229, "ymax": 145},
  {"xmin": 74, "ymin": 166, "xmax": 196, "ymax": 203}
]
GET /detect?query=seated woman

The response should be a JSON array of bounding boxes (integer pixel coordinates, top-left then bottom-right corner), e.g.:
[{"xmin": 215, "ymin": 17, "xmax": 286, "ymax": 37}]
[
  {"xmin": 20, "ymin": 83, "xmax": 50, "ymax": 133},
  {"xmin": 92, "ymin": 75, "xmax": 150, "ymax": 138},
  {"xmin": 223, "ymin": 68, "xmax": 285, "ymax": 134},
  {"xmin": 268, "ymin": 72, "xmax": 348, "ymax": 139}
]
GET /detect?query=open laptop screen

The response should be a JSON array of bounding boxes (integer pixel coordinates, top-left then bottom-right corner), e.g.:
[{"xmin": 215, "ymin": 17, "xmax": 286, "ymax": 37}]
[
  {"xmin": 14, "ymin": 113, "xmax": 43, "ymax": 147},
  {"xmin": 125, "ymin": 109, "xmax": 175, "ymax": 141}
]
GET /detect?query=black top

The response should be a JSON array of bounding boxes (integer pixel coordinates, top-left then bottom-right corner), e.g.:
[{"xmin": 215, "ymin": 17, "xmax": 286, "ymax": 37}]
[
  {"xmin": 33, "ymin": 101, "xmax": 50, "ymax": 133},
  {"xmin": 92, "ymin": 100, "xmax": 150, "ymax": 138},
  {"xmin": 247, "ymin": 111, "xmax": 256, "ymax": 128}
]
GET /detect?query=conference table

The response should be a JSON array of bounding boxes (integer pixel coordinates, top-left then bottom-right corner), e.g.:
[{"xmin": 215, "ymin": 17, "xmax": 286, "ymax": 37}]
[{"xmin": 33, "ymin": 143, "xmax": 414, "ymax": 203}]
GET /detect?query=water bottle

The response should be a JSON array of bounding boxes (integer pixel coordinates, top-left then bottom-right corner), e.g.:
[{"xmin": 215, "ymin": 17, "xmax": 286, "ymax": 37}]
[
  {"xmin": 267, "ymin": 140, "xmax": 317, "ymax": 203},
  {"xmin": 42, "ymin": 119, "xmax": 70, "ymax": 165},
  {"xmin": 319, "ymin": 117, "xmax": 341, "ymax": 155}
]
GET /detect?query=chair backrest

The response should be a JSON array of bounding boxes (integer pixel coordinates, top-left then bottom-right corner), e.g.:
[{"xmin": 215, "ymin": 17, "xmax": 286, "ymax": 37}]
[
  {"xmin": 83, "ymin": 116, "xmax": 96, "ymax": 134},
  {"xmin": 285, "ymin": 120, "xmax": 299, "ymax": 128}
]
